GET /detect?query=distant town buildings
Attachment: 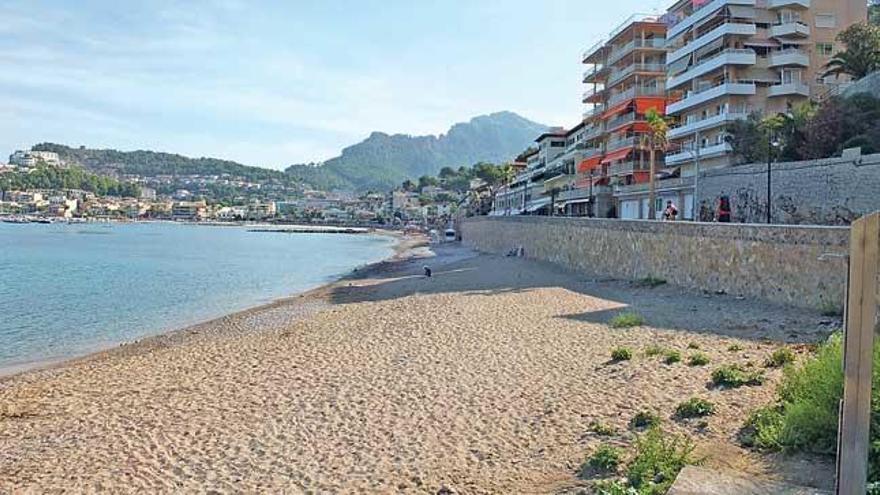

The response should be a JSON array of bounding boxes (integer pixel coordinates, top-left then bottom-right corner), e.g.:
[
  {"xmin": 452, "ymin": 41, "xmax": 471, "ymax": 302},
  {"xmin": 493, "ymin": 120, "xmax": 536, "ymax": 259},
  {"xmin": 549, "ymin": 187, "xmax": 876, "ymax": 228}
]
[{"xmin": 8, "ymin": 150, "xmax": 63, "ymax": 168}]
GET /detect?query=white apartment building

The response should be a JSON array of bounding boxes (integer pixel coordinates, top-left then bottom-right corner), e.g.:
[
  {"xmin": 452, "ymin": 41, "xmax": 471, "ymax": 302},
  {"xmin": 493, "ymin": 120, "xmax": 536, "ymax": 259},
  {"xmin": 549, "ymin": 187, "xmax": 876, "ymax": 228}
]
[
  {"xmin": 9, "ymin": 150, "xmax": 63, "ymax": 168},
  {"xmin": 663, "ymin": 0, "xmax": 867, "ymax": 175}
]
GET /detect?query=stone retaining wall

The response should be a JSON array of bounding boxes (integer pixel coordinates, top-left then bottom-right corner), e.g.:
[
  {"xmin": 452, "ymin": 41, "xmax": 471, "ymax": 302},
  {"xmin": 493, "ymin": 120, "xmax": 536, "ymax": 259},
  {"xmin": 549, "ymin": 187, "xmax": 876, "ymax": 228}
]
[{"xmin": 461, "ymin": 216, "xmax": 849, "ymax": 309}]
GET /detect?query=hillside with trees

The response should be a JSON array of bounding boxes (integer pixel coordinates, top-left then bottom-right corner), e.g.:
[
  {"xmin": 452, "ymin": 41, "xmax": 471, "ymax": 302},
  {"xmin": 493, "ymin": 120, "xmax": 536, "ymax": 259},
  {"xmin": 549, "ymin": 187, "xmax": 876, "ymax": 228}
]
[
  {"xmin": 286, "ymin": 111, "xmax": 546, "ymax": 192},
  {"xmin": 0, "ymin": 164, "xmax": 141, "ymax": 198}
]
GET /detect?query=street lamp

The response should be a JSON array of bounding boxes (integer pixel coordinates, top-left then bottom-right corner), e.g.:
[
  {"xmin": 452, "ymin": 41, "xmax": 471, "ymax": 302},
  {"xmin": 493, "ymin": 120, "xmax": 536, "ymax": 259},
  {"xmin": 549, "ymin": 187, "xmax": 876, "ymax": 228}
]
[
  {"xmin": 766, "ymin": 136, "xmax": 781, "ymax": 224},
  {"xmin": 588, "ymin": 169, "xmax": 594, "ymax": 218}
]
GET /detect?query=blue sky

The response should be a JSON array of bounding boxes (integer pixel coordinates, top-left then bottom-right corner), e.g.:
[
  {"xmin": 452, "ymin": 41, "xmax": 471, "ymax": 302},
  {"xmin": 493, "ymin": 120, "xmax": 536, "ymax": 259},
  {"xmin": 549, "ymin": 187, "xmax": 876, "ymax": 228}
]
[{"xmin": 1, "ymin": 0, "xmax": 668, "ymax": 170}]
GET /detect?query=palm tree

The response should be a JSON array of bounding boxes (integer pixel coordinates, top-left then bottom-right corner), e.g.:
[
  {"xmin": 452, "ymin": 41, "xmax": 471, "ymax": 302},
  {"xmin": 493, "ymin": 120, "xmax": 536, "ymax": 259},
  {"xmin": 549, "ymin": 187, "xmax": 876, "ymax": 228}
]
[
  {"xmin": 822, "ymin": 23, "xmax": 880, "ymax": 80},
  {"xmin": 641, "ymin": 108, "xmax": 669, "ymax": 220}
]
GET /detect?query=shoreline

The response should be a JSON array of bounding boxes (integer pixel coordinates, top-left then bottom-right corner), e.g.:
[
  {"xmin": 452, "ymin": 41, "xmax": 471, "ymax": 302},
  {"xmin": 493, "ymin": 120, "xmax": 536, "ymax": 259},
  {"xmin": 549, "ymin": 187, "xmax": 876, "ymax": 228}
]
[{"xmin": 0, "ymin": 231, "xmax": 428, "ymax": 382}]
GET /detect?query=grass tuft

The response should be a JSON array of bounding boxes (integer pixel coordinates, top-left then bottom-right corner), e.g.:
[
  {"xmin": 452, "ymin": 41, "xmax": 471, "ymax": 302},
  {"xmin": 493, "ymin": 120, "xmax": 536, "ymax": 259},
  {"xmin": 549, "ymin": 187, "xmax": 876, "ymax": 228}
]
[
  {"xmin": 765, "ymin": 347, "xmax": 796, "ymax": 368},
  {"xmin": 686, "ymin": 342, "xmax": 700, "ymax": 350},
  {"xmin": 663, "ymin": 350, "xmax": 682, "ymax": 365},
  {"xmin": 585, "ymin": 444, "xmax": 623, "ymax": 473},
  {"xmin": 687, "ymin": 353, "xmax": 710, "ymax": 366},
  {"xmin": 610, "ymin": 312, "xmax": 645, "ymax": 329},
  {"xmin": 818, "ymin": 299, "xmax": 843, "ymax": 317},
  {"xmin": 626, "ymin": 426, "xmax": 698, "ymax": 495},
  {"xmin": 675, "ymin": 398, "xmax": 715, "ymax": 419},
  {"xmin": 589, "ymin": 421, "xmax": 618, "ymax": 437},
  {"xmin": 727, "ymin": 343, "xmax": 743, "ymax": 352},
  {"xmin": 630, "ymin": 411, "xmax": 661, "ymax": 430},
  {"xmin": 611, "ymin": 347, "xmax": 633, "ymax": 362},
  {"xmin": 644, "ymin": 345, "xmax": 664, "ymax": 357},
  {"xmin": 711, "ymin": 365, "xmax": 765, "ymax": 388}
]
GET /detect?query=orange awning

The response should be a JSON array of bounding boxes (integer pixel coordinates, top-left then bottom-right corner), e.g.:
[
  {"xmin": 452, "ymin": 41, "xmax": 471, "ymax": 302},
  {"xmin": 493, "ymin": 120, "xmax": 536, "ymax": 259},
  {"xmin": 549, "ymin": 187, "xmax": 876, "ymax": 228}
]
[
  {"xmin": 635, "ymin": 97, "xmax": 666, "ymax": 115},
  {"xmin": 577, "ymin": 156, "xmax": 602, "ymax": 172},
  {"xmin": 601, "ymin": 148, "xmax": 632, "ymax": 164},
  {"xmin": 632, "ymin": 170, "xmax": 651, "ymax": 183}
]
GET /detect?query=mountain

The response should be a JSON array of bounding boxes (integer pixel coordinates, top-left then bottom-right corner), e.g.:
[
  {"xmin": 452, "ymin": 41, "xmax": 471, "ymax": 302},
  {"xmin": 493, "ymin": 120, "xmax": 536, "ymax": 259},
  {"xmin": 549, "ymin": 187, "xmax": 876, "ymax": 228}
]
[{"xmin": 285, "ymin": 111, "xmax": 547, "ymax": 191}]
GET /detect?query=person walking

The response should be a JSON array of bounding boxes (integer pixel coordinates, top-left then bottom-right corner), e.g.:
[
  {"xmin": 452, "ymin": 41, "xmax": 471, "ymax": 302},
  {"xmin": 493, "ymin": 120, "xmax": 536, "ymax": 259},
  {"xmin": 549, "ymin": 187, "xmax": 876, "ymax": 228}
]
[
  {"xmin": 663, "ymin": 200, "xmax": 678, "ymax": 221},
  {"xmin": 716, "ymin": 196, "xmax": 731, "ymax": 223}
]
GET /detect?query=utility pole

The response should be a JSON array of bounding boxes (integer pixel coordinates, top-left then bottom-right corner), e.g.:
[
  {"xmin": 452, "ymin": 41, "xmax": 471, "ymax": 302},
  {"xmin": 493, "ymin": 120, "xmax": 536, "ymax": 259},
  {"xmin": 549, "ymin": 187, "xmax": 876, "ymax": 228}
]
[
  {"xmin": 588, "ymin": 169, "xmax": 594, "ymax": 218},
  {"xmin": 766, "ymin": 133, "xmax": 772, "ymax": 224},
  {"xmin": 648, "ymin": 145, "xmax": 657, "ymax": 220}
]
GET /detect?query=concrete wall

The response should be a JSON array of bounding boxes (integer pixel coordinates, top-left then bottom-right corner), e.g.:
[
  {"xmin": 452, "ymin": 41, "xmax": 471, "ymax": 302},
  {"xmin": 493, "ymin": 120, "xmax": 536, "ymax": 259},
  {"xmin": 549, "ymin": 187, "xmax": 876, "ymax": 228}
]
[
  {"xmin": 461, "ymin": 216, "xmax": 849, "ymax": 309},
  {"xmin": 696, "ymin": 152, "xmax": 880, "ymax": 225}
]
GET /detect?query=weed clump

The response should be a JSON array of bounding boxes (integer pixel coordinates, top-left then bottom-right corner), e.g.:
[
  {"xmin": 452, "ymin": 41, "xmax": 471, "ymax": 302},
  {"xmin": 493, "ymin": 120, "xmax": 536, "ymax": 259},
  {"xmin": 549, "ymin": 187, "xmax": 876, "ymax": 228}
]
[
  {"xmin": 687, "ymin": 353, "xmax": 710, "ymax": 366},
  {"xmin": 711, "ymin": 365, "xmax": 765, "ymax": 388},
  {"xmin": 585, "ymin": 444, "xmax": 622, "ymax": 472},
  {"xmin": 610, "ymin": 312, "xmax": 645, "ymax": 329},
  {"xmin": 675, "ymin": 398, "xmax": 715, "ymax": 419},
  {"xmin": 664, "ymin": 350, "xmax": 682, "ymax": 365},
  {"xmin": 765, "ymin": 347, "xmax": 796, "ymax": 368},
  {"xmin": 626, "ymin": 427, "xmax": 698, "ymax": 495},
  {"xmin": 644, "ymin": 345, "xmax": 664, "ymax": 357},
  {"xmin": 630, "ymin": 411, "xmax": 661, "ymax": 429},
  {"xmin": 611, "ymin": 347, "xmax": 633, "ymax": 362},
  {"xmin": 589, "ymin": 421, "xmax": 618, "ymax": 436}
]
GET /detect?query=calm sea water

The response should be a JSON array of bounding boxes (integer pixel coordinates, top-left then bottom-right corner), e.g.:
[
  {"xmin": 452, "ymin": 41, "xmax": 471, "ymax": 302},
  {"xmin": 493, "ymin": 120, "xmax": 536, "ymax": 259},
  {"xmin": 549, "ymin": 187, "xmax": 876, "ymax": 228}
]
[{"xmin": 0, "ymin": 222, "xmax": 396, "ymax": 373}]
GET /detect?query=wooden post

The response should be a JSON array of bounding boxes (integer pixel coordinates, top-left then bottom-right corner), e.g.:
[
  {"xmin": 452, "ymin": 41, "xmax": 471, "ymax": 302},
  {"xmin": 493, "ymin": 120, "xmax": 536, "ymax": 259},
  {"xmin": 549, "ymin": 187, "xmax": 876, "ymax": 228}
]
[{"xmin": 837, "ymin": 212, "xmax": 880, "ymax": 495}]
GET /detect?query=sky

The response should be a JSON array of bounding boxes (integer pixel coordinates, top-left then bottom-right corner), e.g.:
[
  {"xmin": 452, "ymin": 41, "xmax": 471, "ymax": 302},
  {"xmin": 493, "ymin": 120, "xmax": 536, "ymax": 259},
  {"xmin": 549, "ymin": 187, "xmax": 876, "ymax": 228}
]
[{"xmin": 1, "ymin": 0, "xmax": 670, "ymax": 170}]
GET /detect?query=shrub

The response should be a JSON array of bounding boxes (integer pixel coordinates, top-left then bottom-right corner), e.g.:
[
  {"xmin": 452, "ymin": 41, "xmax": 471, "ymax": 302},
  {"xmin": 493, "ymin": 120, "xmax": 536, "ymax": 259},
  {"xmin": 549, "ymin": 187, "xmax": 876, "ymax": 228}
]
[
  {"xmin": 626, "ymin": 427, "xmax": 698, "ymax": 495},
  {"xmin": 630, "ymin": 411, "xmax": 661, "ymax": 429},
  {"xmin": 687, "ymin": 353, "xmax": 710, "ymax": 366},
  {"xmin": 644, "ymin": 345, "xmax": 664, "ymax": 357},
  {"xmin": 637, "ymin": 276, "xmax": 667, "ymax": 288},
  {"xmin": 587, "ymin": 444, "xmax": 623, "ymax": 472},
  {"xmin": 594, "ymin": 480, "xmax": 640, "ymax": 495},
  {"xmin": 711, "ymin": 365, "xmax": 765, "ymax": 388},
  {"xmin": 818, "ymin": 299, "xmax": 843, "ymax": 317},
  {"xmin": 611, "ymin": 347, "xmax": 633, "ymax": 361},
  {"xmin": 728, "ymin": 343, "xmax": 743, "ymax": 352},
  {"xmin": 765, "ymin": 347, "xmax": 796, "ymax": 368},
  {"xmin": 740, "ymin": 405, "xmax": 784, "ymax": 450},
  {"xmin": 664, "ymin": 350, "xmax": 682, "ymax": 365},
  {"xmin": 687, "ymin": 342, "xmax": 700, "ymax": 350},
  {"xmin": 610, "ymin": 312, "xmax": 645, "ymax": 328},
  {"xmin": 589, "ymin": 421, "xmax": 617, "ymax": 436},
  {"xmin": 675, "ymin": 398, "xmax": 715, "ymax": 419}
]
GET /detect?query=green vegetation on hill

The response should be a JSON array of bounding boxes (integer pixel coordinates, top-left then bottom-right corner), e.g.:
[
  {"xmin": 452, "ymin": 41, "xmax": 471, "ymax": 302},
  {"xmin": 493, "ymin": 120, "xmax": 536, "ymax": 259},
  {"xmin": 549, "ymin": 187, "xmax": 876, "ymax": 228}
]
[
  {"xmin": 0, "ymin": 164, "xmax": 140, "ymax": 198},
  {"xmin": 31, "ymin": 143, "xmax": 296, "ymax": 185},
  {"xmin": 286, "ymin": 111, "xmax": 547, "ymax": 191}
]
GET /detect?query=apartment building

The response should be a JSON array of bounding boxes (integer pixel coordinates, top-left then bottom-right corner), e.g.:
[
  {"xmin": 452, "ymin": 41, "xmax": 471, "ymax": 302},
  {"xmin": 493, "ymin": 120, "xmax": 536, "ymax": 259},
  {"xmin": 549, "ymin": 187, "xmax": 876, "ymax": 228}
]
[
  {"xmin": 663, "ymin": 0, "xmax": 867, "ymax": 175},
  {"xmin": 581, "ymin": 14, "xmax": 670, "ymax": 219},
  {"xmin": 9, "ymin": 150, "xmax": 63, "ymax": 168}
]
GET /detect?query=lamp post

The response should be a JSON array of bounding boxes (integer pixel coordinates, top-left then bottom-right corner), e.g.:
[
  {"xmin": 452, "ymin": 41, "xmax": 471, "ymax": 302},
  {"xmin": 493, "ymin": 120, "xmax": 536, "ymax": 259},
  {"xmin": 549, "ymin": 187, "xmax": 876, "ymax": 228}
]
[
  {"xmin": 766, "ymin": 135, "xmax": 780, "ymax": 224},
  {"xmin": 588, "ymin": 169, "xmax": 594, "ymax": 218}
]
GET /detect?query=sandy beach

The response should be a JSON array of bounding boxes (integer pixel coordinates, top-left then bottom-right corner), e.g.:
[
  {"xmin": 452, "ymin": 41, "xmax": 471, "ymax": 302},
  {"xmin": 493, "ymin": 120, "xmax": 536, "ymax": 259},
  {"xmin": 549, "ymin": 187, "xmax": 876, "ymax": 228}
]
[{"xmin": 0, "ymin": 238, "xmax": 836, "ymax": 494}]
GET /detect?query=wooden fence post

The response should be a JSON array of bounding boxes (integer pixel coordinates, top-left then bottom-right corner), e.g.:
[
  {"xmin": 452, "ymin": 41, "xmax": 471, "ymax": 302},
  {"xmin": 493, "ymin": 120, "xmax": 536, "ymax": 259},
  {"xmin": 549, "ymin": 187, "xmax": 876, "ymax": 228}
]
[{"xmin": 837, "ymin": 212, "xmax": 880, "ymax": 495}]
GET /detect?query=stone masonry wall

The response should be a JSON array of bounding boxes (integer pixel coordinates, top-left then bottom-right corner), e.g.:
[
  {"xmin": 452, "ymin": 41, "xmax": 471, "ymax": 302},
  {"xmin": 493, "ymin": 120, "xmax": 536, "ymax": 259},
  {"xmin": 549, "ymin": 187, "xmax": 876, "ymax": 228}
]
[
  {"xmin": 461, "ymin": 216, "xmax": 849, "ymax": 309},
  {"xmin": 695, "ymin": 152, "xmax": 880, "ymax": 225}
]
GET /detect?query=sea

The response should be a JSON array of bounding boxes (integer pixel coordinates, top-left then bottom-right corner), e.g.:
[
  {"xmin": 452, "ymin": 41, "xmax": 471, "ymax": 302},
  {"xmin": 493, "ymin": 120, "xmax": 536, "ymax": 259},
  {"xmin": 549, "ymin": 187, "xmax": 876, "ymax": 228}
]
[{"xmin": 0, "ymin": 222, "xmax": 396, "ymax": 374}]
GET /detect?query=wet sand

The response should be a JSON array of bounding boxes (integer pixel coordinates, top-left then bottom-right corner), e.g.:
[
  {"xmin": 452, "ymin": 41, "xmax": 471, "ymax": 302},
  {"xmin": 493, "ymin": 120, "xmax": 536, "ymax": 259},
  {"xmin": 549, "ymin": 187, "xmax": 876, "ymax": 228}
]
[{"xmin": 0, "ymin": 240, "xmax": 836, "ymax": 493}]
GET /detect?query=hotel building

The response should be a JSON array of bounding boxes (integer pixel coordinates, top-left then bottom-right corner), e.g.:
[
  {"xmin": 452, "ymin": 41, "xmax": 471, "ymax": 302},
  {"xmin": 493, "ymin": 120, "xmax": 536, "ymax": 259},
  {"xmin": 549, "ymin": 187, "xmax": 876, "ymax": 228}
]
[
  {"xmin": 581, "ymin": 14, "xmax": 670, "ymax": 219},
  {"xmin": 662, "ymin": 0, "xmax": 867, "ymax": 202}
]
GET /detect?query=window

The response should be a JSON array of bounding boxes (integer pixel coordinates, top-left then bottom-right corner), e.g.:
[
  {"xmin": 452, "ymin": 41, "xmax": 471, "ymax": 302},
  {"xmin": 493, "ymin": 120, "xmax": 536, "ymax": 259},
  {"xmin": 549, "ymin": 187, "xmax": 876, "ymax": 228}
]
[
  {"xmin": 781, "ymin": 68, "xmax": 802, "ymax": 84},
  {"xmin": 778, "ymin": 9, "xmax": 800, "ymax": 24},
  {"xmin": 816, "ymin": 42, "xmax": 834, "ymax": 56},
  {"xmin": 815, "ymin": 13, "xmax": 836, "ymax": 29},
  {"xmin": 551, "ymin": 140, "xmax": 565, "ymax": 148}
]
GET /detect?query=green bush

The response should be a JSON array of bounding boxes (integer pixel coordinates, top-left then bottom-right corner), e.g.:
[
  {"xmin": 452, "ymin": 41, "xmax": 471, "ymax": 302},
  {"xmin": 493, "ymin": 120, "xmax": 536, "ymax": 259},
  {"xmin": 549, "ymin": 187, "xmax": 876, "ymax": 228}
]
[
  {"xmin": 728, "ymin": 343, "xmax": 743, "ymax": 352},
  {"xmin": 611, "ymin": 347, "xmax": 633, "ymax": 361},
  {"xmin": 589, "ymin": 421, "xmax": 617, "ymax": 436},
  {"xmin": 594, "ymin": 479, "xmax": 640, "ymax": 495},
  {"xmin": 687, "ymin": 353, "xmax": 710, "ymax": 366},
  {"xmin": 675, "ymin": 398, "xmax": 715, "ymax": 419},
  {"xmin": 664, "ymin": 350, "xmax": 682, "ymax": 365},
  {"xmin": 644, "ymin": 345, "xmax": 664, "ymax": 357},
  {"xmin": 711, "ymin": 365, "xmax": 765, "ymax": 388},
  {"xmin": 686, "ymin": 342, "xmax": 700, "ymax": 350},
  {"xmin": 610, "ymin": 312, "xmax": 645, "ymax": 328},
  {"xmin": 740, "ymin": 405, "xmax": 784, "ymax": 450},
  {"xmin": 626, "ymin": 427, "xmax": 698, "ymax": 495},
  {"xmin": 630, "ymin": 411, "xmax": 661, "ymax": 429},
  {"xmin": 765, "ymin": 347, "xmax": 796, "ymax": 368},
  {"xmin": 586, "ymin": 444, "xmax": 622, "ymax": 472}
]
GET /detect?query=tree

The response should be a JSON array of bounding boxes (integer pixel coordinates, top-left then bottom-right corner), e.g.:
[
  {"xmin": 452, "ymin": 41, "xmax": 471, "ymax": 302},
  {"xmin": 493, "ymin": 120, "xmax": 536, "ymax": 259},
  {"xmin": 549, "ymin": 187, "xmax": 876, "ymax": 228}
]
[
  {"xmin": 418, "ymin": 175, "xmax": 439, "ymax": 189},
  {"xmin": 871, "ymin": 0, "xmax": 880, "ymax": 26},
  {"xmin": 401, "ymin": 179, "xmax": 416, "ymax": 192},
  {"xmin": 822, "ymin": 23, "xmax": 880, "ymax": 80},
  {"xmin": 642, "ymin": 108, "xmax": 669, "ymax": 219}
]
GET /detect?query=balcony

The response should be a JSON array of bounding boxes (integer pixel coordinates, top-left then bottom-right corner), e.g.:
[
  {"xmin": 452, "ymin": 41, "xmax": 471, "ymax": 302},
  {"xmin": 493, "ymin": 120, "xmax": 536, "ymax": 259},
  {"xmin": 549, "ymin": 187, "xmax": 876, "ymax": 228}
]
[
  {"xmin": 667, "ymin": 82, "xmax": 756, "ymax": 114},
  {"xmin": 665, "ymin": 142, "xmax": 732, "ymax": 165},
  {"xmin": 606, "ymin": 112, "xmax": 637, "ymax": 131},
  {"xmin": 583, "ymin": 65, "xmax": 607, "ymax": 83},
  {"xmin": 607, "ymin": 63, "xmax": 665, "ymax": 87},
  {"xmin": 607, "ymin": 38, "xmax": 667, "ymax": 65},
  {"xmin": 582, "ymin": 86, "xmax": 605, "ymax": 103},
  {"xmin": 667, "ymin": 49, "xmax": 757, "ymax": 90},
  {"xmin": 769, "ymin": 49, "xmax": 810, "ymax": 67},
  {"xmin": 606, "ymin": 85, "xmax": 666, "ymax": 107},
  {"xmin": 614, "ymin": 176, "xmax": 695, "ymax": 196},
  {"xmin": 608, "ymin": 160, "xmax": 647, "ymax": 176},
  {"xmin": 767, "ymin": 0, "xmax": 809, "ymax": 8},
  {"xmin": 667, "ymin": 0, "xmax": 756, "ymax": 39},
  {"xmin": 771, "ymin": 21, "xmax": 810, "ymax": 38},
  {"xmin": 768, "ymin": 82, "xmax": 810, "ymax": 97},
  {"xmin": 582, "ymin": 39, "xmax": 606, "ymax": 63},
  {"xmin": 582, "ymin": 147, "xmax": 604, "ymax": 158},
  {"xmin": 582, "ymin": 105, "xmax": 605, "ymax": 121},
  {"xmin": 606, "ymin": 135, "xmax": 641, "ymax": 152},
  {"xmin": 668, "ymin": 112, "xmax": 748, "ymax": 139},
  {"xmin": 666, "ymin": 22, "xmax": 757, "ymax": 65}
]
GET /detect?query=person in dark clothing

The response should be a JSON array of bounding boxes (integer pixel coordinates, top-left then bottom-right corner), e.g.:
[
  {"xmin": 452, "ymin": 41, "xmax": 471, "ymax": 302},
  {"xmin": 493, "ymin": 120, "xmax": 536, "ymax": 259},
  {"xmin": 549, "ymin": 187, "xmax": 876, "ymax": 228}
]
[
  {"xmin": 717, "ymin": 196, "xmax": 731, "ymax": 223},
  {"xmin": 423, "ymin": 265, "xmax": 432, "ymax": 277}
]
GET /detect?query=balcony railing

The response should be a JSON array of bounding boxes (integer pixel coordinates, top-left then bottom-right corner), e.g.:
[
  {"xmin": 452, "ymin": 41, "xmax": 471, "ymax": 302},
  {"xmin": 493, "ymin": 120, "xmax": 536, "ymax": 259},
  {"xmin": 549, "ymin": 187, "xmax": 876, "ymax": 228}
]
[
  {"xmin": 767, "ymin": 0, "xmax": 809, "ymax": 8},
  {"xmin": 582, "ymin": 39, "xmax": 606, "ymax": 63},
  {"xmin": 582, "ymin": 105, "xmax": 606, "ymax": 120},
  {"xmin": 668, "ymin": 111, "xmax": 749, "ymax": 139},
  {"xmin": 666, "ymin": 22, "xmax": 757, "ymax": 65},
  {"xmin": 771, "ymin": 21, "xmax": 810, "ymax": 38},
  {"xmin": 667, "ymin": 0, "xmax": 756, "ymax": 39},
  {"xmin": 607, "ymin": 38, "xmax": 668, "ymax": 65},
  {"xmin": 582, "ymin": 86, "xmax": 605, "ymax": 102},
  {"xmin": 606, "ymin": 135, "xmax": 643, "ymax": 152},
  {"xmin": 614, "ymin": 176, "xmax": 696, "ymax": 196},
  {"xmin": 606, "ymin": 112, "xmax": 637, "ymax": 131},
  {"xmin": 665, "ymin": 142, "xmax": 732, "ymax": 164},
  {"xmin": 608, "ymin": 160, "xmax": 647, "ymax": 176},
  {"xmin": 607, "ymin": 63, "xmax": 666, "ymax": 87},
  {"xmin": 668, "ymin": 49, "xmax": 757, "ymax": 89},
  {"xmin": 768, "ymin": 48, "xmax": 810, "ymax": 67},
  {"xmin": 768, "ymin": 81, "xmax": 810, "ymax": 97},
  {"xmin": 667, "ymin": 81, "xmax": 757, "ymax": 114},
  {"xmin": 606, "ymin": 85, "xmax": 666, "ymax": 107}
]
